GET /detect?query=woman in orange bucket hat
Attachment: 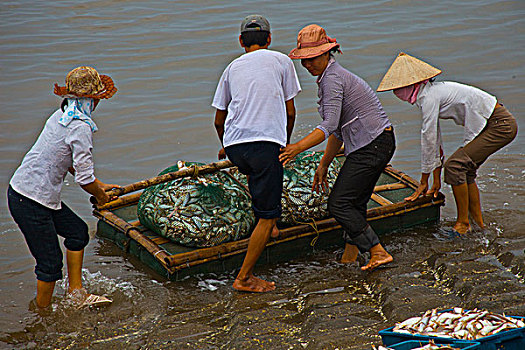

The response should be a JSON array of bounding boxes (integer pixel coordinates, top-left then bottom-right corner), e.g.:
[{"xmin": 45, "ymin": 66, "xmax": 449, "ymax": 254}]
[
  {"xmin": 281, "ymin": 25, "xmax": 395, "ymax": 271},
  {"xmin": 8, "ymin": 66, "xmax": 119, "ymax": 309}
]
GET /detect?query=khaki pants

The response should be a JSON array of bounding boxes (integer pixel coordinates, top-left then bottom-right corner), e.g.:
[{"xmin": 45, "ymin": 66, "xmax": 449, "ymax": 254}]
[{"xmin": 444, "ymin": 104, "xmax": 518, "ymax": 186}]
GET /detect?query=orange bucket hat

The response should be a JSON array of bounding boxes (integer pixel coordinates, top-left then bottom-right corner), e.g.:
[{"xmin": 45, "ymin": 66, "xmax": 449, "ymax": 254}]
[
  {"xmin": 289, "ymin": 24, "xmax": 340, "ymax": 60},
  {"xmin": 54, "ymin": 66, "xmax": 117, "ymax": 99}
]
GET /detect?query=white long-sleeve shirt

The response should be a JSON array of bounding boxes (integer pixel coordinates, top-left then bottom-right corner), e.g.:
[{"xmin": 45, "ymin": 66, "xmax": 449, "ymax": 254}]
[
  {"xmin": 10, "ymin": 108, "xmax": 96, "ymax": 209},
  {"xmin": 415, "ymin": 81, "xmax": 497, "ymax": 173}
]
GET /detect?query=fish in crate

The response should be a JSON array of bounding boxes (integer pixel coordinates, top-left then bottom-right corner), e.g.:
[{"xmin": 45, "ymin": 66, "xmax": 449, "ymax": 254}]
[
  {"xmin": 373, "ymin": 339, "xmax": 475, "ymax": 350},
  {"xmin": 392, "ymin": 308, "xmax": 524, "ymax": 340}
]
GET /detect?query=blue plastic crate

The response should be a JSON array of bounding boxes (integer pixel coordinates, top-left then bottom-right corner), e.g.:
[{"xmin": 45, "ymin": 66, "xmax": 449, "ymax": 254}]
[
  {"xmin": 379, "ymin": 312, "xmax": 524, "ymax": 350},
  {"xmin": 386, "ymin": 340, "xmax": 480, "ymax": 350}
]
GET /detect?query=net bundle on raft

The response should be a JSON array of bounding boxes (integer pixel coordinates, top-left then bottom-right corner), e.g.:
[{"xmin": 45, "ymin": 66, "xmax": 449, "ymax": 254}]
[
  {"xmin": 137, "ymin": 161, "xmax": 255, "ymax": 247},
  {"xmin": 136, "ymin": 152, "xmax": 342, "ymax": 247},
  {"xmin": 280, "ymin": 151, "xmax": 342, "ymax": 225}
]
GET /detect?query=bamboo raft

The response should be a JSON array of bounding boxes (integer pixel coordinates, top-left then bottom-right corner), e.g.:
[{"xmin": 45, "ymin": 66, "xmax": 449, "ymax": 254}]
[{"xmin": 93, "ymin": 158, "xmax": 445, "ymax": 279}]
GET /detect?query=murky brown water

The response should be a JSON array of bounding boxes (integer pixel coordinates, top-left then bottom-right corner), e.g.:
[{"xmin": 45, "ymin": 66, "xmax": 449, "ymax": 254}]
[{"xmin": 1, "ymin": 1, "xmax": 524, "ymax": 349}]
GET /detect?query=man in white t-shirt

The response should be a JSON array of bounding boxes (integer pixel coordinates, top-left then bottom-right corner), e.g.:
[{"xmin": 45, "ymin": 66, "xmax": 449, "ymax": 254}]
[{"xmin": 212, "ymin": 14, "xmax": 301, "ymax": 293}]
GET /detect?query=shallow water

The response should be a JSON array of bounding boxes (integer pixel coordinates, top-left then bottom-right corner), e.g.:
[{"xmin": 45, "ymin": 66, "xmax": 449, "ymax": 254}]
[{"xmin": 0, "ymin": 0, "xmax": 524, "ymax": 348}]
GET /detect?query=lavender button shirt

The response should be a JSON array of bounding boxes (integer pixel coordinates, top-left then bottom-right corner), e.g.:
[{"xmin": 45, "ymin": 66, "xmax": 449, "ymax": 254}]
[{"xmin": 315, "ymin": 59, "xmax": 391, "ymax": 156}]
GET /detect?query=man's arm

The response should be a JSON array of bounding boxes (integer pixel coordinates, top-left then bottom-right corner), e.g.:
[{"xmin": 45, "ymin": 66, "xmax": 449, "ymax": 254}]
[
  {"xmin": 285, "ymin": 99, "xmax": 296, "ymax": 144},
  {"xmin": 214, "ymin": 109, "xmax": 228, "ymax": 159},
  {"xmin": 214, "ymin": 109, "xmax": 228, "ymax": 144}
]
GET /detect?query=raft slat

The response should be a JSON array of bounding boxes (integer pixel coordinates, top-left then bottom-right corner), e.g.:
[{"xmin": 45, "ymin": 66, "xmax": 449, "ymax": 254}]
[
  {"xmin": 367, "ymin": 194, "xmax": 444, "ymax": 221},
  {"xmin": 371, "ymin": 193, "xmax": 394, "ymax": 206},
  {"xmin": 98, "ymin": 192, "xmax": 142, "ymax": 211},
  {"xmin": 383, "ymin": 166, "xmax": 420, "ymax": 190},
  {"xmin": 374, "ymin": 183, "xmax": 406, "ymax": 191},
  {"xmin": 150, "ymin": 237, "xmax": 172, "ymax": 245},
  {"xmin": 167, "ymin": 218, "xmax": 339, "ymax": 270},
  {"xmin": 105, "ymin": 160, "xmax": 234, "ymax": 198},
  {"xmin": 158, "ymin": 217, "xmax": 339, "ymax": 268},
  {"xmin": 96, "ymin": 209, "xmax": 176, "ymax": 273}
]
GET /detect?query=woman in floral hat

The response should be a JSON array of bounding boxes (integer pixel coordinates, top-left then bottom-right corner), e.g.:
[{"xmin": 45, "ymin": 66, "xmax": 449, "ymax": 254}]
[
  {"xmin": 377, "ymin": 52, "xmax": 517, "ymax": 234},
  {"xmin": 280, "ymin": 25, "xmax": 395, "ymax": 271},
  {"xmin": 8, "ymin": 66, "xmax": 119, "ymax": 308}
]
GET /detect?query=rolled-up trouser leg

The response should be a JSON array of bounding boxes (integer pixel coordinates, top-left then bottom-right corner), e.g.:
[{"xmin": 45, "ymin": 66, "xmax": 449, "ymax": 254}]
[
  {"xmin": 345, "ymin": 225, "xmax": 380, "ymax": 253},
  {"xmin": 328, "ymin": 129, "xmax": 395, "ymax": 253},
  {"xmin": 342, "ymin": 225, "xmax": 379, "ymax": 253},
  {"xmin": 443, "ymin": 147, "xmax": 476, "ymax": 186},
  {"xmin": 444, "ymin": 105, "xmax": 517, "ymax": 186},
  {"xmin": 341, "ymin": 232, "xmax": 356, "ymax": 246}
]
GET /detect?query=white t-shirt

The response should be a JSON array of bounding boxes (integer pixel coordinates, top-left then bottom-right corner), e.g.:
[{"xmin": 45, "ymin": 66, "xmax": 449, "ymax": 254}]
[
  {"xmin": 416, "ymin": 81, "xmax": 497, "ymax": 173},
  {"xmin": 212, "ymin": 49, "xmax": 301, "ymax": 148}
]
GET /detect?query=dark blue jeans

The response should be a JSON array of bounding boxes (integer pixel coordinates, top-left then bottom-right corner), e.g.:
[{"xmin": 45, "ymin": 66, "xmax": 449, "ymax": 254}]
[
  {"xmin": 7, "ymin": 186, "xmax": 89, "ymax": 282},
  {"xmin": 328, "ymin": 129, "xmax": 396, "ymax": 253}
]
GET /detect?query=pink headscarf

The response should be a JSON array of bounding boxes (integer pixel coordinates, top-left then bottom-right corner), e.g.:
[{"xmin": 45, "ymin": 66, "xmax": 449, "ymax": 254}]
[{"xmin": 394, "ymin": 80, "xmax": 428, "ymax": 104}]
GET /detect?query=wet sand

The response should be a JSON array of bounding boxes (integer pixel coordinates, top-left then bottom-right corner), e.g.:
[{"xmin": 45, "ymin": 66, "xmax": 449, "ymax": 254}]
[{"xmin": 4, "ymin": 204, "xmax": 523, "ymax": 349}]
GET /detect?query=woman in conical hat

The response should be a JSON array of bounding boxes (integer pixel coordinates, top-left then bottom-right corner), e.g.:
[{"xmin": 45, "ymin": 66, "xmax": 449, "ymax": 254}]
[
  {"xmin": 8, "ymin": 66, "xmax": 119, "ymax": 309},
  {"xmin": 377, "ymin": 53, "xmax": 517, "ymax": 234},
  {"xmin": 281, "ymin": 24, "xmax": 395, "ymax": 271}
]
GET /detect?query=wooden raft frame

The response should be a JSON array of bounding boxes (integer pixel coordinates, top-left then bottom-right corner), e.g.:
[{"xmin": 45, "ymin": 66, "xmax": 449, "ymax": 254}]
[{"xmin": 93, "ymin": 165, "xmax": 445, "ymax": 276}]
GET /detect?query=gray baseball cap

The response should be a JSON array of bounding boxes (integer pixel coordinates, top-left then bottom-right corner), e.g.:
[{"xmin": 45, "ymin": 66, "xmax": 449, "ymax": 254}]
[{"xmin": 240, "ymin": 15, "xmax": 270, "ymax": 33}]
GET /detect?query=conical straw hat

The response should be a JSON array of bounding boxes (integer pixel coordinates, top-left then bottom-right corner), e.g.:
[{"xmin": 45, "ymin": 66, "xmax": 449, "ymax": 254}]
[{"xmin": 377, "ymin": 52, "xmax": 441, "ymax": 92}]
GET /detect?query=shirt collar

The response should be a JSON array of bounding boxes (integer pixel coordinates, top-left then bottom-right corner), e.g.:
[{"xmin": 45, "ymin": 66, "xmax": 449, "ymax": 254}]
[
  {"xmin": 317, "ymin": 57, "xmax": 336, "ymax": 84},
  {"xmin": 58, "ymin": 98, "xmax": 98, "ymax": 132},
  {"xmin": 414, "ymin": 81, "xmax": 432, "ymax": 108}
]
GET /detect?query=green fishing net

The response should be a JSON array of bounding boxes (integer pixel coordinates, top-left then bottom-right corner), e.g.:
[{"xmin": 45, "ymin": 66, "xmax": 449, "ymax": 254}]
[
  {"xmin": 137, "ymin": 161, "xmax": 255, "ymax": 247},
  {"xmin": 137, "ymin": 152, "xmax": 341, "ymax": 246},
  {"xmin": 280, "ymin": 151, "xmax": 342, "ymax": 225}
]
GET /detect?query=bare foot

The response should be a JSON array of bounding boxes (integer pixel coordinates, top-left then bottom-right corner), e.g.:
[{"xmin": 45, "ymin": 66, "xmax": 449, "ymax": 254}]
[
  {"xmin": 361, "ymin": 245, "xmax": 393, "ymax": 271},
  {"xmin": 453, "ymin": 222, "xmax": 471, "ymax": 234},
  {"xmin": 233, "ymin": 275, "xmax": 275, "ymax": 293},
  {"xmin": 469, "ymin": 221, "xmax": 485, "ymax": 232},
  {"xmin": 271, "ymin": 225, "xmax": 280, "ymax": 239},
  {"xmin": 340, "ymin": 243, "xmax": 359, "ymax": 263}
]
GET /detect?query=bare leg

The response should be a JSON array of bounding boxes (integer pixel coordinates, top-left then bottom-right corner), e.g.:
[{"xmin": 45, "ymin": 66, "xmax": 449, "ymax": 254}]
[
  {"xmin": 66, "ymin": 249, "xmax": 84, "ymax": 293},
  {"xmin": 36, "ymin": 280, "xmax": 56, "ymax": 308},
  {"xmin": 361, "ymin": 243, "xmax": 393, "ymax": 271},
  {"xmin": 467, "ymin": 182, "xmax": 484, "ymax": 229},
  {"xmin": 340, "ymin": 243, "xmax": 359, "ymax": 263},
  {"xmin": 270, "ymin": 224, "xmax": 280, "ymax": 239},
  {"xmin": 233, "ymin": 218, "xmax": 276, "ymax": 292},
  {"xmin": 34, "ymin": 247, "xmax": 84, "ymax": 309},
  {"xmin": 452, "ymin": 183, "xmax": 471, "ymax": 234}
]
